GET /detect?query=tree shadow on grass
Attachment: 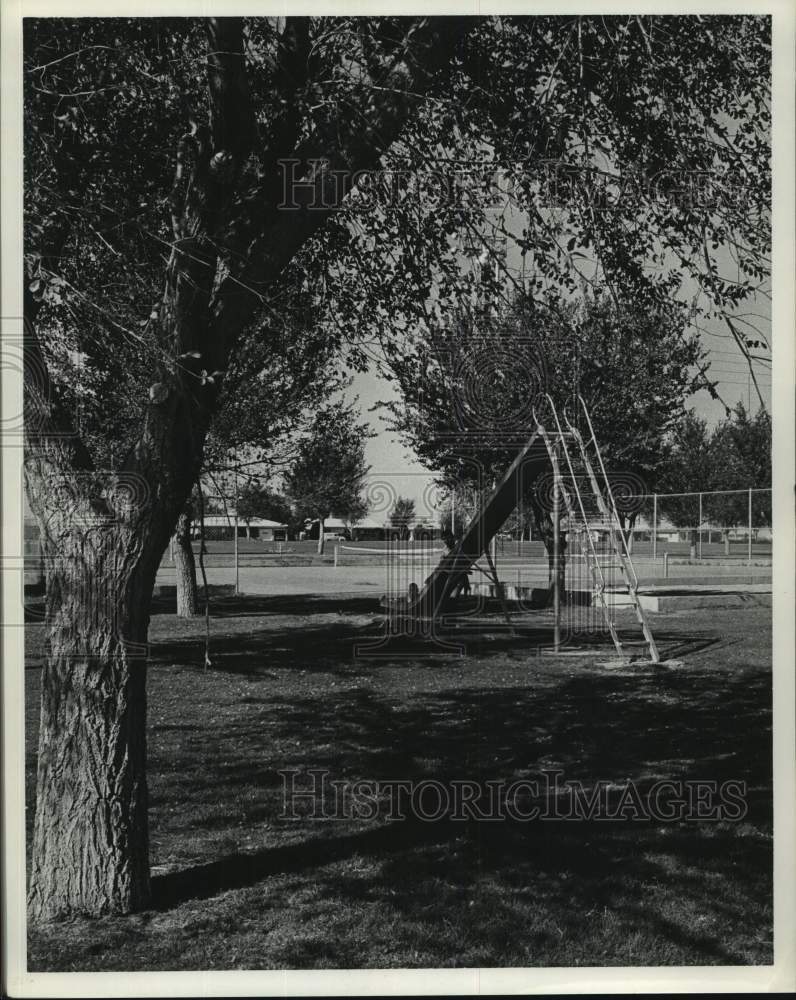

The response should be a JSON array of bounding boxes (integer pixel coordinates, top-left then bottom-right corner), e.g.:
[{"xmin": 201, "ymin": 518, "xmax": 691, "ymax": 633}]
[
  {"xmin": 143, "ymin": 596, "xmax": 773, "ymax": 965},
  {"xmin": 147, "ymin": 644, "xmax": 772, "ymax": 964},
  {"xmin": 151, "ymin": 818, "xmax": 454, "ymax": 910},
  {"xmin": 150, "ymin": 809, "xmax": 769, "ymax": 965},
  {"xmin": 148, "ymin": 591, "xmax": 723, "ymax": 675},
  {"xmin": 211, "ymin": 594, "xmax": 382, "ymax": 618},
  {"xmin": 24, "ymin": 589, "xmax": 771, "ymax": 966},
  {"xmin": 150, "ymin": 592, "xmax": 381, "ymax": 619}
]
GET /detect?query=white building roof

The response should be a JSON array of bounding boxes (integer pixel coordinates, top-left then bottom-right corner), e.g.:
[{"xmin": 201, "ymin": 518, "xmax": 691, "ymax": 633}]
[
  {"xmin": 202, "ymin": 514, "xmax": 287, "ymax": 528},
  {"xmin": 321, "ymin": 516, "xmax": 385, "ymax": 530},
  {"xmin": 313, "ymin": 515, "xmax": 441, "ymax": 531}
]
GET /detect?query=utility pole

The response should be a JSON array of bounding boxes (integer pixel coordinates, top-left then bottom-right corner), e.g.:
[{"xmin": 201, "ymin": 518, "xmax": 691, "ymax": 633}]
[
  {"xmin": 233, "ymin": 452, "xmax": 239, "ymax": 597},
  {"xmin": 552, "ymin": 464, "xmax": 561, "ymax": 653},
  {"xmin": 652, "ymin": 493, "xmax": 657, "ymax": 561},
  {"xmin": 698, "ymin": 492, "xmax": 703, "ymax": 560},
  {"xmin": 491, "ymin": 477, "xmax": 498, "ymax": 569}
]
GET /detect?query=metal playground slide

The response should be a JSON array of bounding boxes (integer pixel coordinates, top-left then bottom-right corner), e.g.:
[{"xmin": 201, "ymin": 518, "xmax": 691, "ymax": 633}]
[{"xmin": 412, "ymin": 432, "xmax": 550, "ymax": 618}]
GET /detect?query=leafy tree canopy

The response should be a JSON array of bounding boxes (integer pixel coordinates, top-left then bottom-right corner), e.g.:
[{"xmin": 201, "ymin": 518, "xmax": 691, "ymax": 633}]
[
  {"xmin": 284, "ymin": 401, "xmax": 372, "ymax": 524},
  {"xmin": 389, "ymin": 496, "xmax": 416, "ymax": 526},
  {"xmin": 383, "ymin": 290, "xmax": 706, "ymax": 524},
  {"xmin": 659, "ymin": 403, "xmax": 771, "ymax": 528},
  {"xmin": 388, "ymin": 496, "xmax": 416, "ymax": 539},
  {"xmin": 26, "ymin": 15, "xmax": 770, "ymax": 477}
]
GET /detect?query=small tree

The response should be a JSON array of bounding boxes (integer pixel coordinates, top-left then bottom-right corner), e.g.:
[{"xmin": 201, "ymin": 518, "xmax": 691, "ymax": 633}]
[
  {"xmin": 660, "ymin": 404, "xmax": 772, "ymax": 546},
  {"xmin": 173, "ymin": 489, "xmax": 200, "ymax": 618},
  {"xmin": 389, "ymin": 496, "xmax": 416, "ymax": 540},
  {"xmin": 285, "ymin": 402, "xmax": 371, "ymax": 554},
  {"xmin": 657, "ymin": 411, "xmax": 714, "ymax": 543},
  {"xmin": 709, "ymin": 403, "xmax": 772, "ymax": 530},
  {"xmin": 384, "ymin": 291, "xmax": 704, "ymax": 574},
  {"xmin": 173, "ymin": 512, "xmax": 199, "ymax": 617}
]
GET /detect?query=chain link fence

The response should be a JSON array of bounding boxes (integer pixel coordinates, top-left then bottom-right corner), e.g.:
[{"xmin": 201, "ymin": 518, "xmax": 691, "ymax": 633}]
[{"xmin": 621, "ymin": 488, "xmax": 772, "ymax": 565}]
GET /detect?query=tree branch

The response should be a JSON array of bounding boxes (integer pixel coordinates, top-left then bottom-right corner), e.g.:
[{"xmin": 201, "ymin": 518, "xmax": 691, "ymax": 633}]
[{"xmin": 119, "ymin": 16, "xmax": 472, "ymax": 543}]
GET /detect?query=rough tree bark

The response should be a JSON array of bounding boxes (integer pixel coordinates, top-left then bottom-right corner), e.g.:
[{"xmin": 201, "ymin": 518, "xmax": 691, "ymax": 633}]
[
  {"xmin": 174, "ymin": 509, "xmax": 199, "ymax": 617},
  {"xmin": 24, "ymin": 15, "xmax": 471, "ymax": 920},
  {"xmin": 317, "ymin": 516, "xmax": 326, "ymax": 555},
  {"xmin": 24, "ymin": 281, "xmax": 213, "ymax": 917},
  {"xmin": 26, "ymin": 520, "xmax": 156, "ymax": 918}
]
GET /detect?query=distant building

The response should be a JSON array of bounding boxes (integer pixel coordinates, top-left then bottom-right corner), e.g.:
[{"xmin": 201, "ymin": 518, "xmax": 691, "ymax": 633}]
[
  {"xmin": 302, "ymin": 514, "xmax": 444, "ymax": 542},
  {"xmin": 631, "ymin": 514, "xmax": 682, "ymax": 543},
  {"xmin": 725, "ymin": 525, "xmax": 772, "ymax": 542},
  {"xmin": 191, "ymin": 514, "xmax": 287, "ymax": 541},
  {"xmin": 348, "ymin": 519, "xmax": 388, "ymax": 542},
  {"xmin": 301, "ymin": 516, "xmax": 384, "ymax": 541},
  {"xmin": 406, "ymin": 518, "xmax": 442, "ymax": 541}
]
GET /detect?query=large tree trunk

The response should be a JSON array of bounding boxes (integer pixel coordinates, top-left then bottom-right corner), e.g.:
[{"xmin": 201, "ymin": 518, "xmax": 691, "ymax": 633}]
[
  {"xmin": 174, "ymin": 509, "xmax": 199, "ymax": 617},
  {"xmin": 26, "ymin": 513, "xmax": 163, "ymax": 920},
  {"xmin": 24, "ymin": 291, "xmax": 201, "ymax": 921},
  {"xmin": 317, "ymin": 516, "xmax": 325, "ymax": 555}
]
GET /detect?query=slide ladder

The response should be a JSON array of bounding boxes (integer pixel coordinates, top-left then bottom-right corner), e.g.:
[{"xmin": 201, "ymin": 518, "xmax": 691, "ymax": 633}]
[
  {"xmin": 409, "ymin": 393, "xmax": 660, "ymax": 665},
  {"xmin": 539, "ymin": 394, "xmax": 659, "ymax": 663}
]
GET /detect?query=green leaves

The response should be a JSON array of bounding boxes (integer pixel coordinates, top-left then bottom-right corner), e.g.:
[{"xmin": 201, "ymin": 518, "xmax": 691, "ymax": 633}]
[
  {"xmin": 382, "ymin": 289, "xmax": 706, "ymax": 498},
  {"xmin": 284, "ymin": 401, "xmax": 372, "ymax": 522},
  {"xmin": 659, "ymin": 402, "xmax": 771, "ymax": 527}
]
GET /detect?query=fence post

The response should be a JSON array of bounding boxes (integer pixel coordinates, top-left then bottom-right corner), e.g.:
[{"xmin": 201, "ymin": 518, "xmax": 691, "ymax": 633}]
[
  {"xmin": 748, "ymin": 489, "xmax": 753, "ymax": 565},
  {"xmin": 234, "ymin": 510, "xmax": 239, "ymax": 596},
  {"xmin": 652, "ymin": 493, "xmax": 657, "ymax": 561},
  {"xmin": 233, "ymin": 457, "xmax": 239, "ymax": 597},
  {"xmin": 552, "ymin": 472, "xmax": 560, "ymax": 653},
  {"xmin": 698, "ymin": 492, "xmax": 703, "ymax": 560}
]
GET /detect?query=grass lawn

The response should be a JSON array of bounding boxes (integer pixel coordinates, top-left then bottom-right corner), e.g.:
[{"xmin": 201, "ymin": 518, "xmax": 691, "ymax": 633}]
[{"xmin": 24, "ymin": 596, "xmax": 773, "ymax": 970}]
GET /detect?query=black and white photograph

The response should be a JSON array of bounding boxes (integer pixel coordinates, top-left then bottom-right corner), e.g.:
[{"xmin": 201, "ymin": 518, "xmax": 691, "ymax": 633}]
[{"xmin": 2, "ymin": 1, "xmax": 794, "ymax": 995}]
